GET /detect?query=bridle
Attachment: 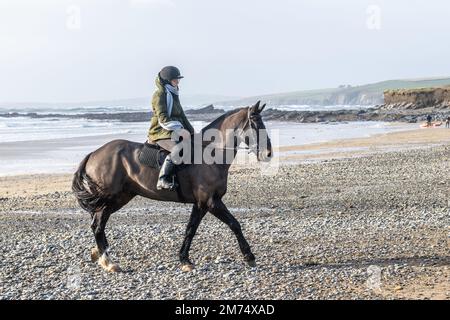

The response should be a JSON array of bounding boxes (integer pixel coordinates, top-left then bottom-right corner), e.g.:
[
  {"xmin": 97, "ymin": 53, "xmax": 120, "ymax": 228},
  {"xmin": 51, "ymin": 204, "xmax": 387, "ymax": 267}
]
[
  {"xmin": 193, "ymin": 108, "xmax": 262, "ymax": 154},
  {"xmin": 236, "ymin": 109, "xmax": 260, "ymax": 154},
  {"xmin": 204, "ymin": 108, "xmax": 260, "ymax": 154}
]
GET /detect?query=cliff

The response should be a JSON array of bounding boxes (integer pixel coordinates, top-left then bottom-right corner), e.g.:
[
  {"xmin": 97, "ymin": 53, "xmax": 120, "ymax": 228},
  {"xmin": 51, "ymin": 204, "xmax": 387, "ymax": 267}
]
[
  {"xmin": 381, "ymin": 86, "xmax": 450, "ymax": 110},
  {"xmin": 214, "ymin": 78, "xmax": 450, "ymax": 107}
]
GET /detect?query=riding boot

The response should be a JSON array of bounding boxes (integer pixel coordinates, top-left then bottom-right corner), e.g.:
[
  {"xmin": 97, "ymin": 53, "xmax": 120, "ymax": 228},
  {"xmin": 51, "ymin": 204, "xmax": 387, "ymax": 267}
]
[{"xmin": 156, "ymin": 154, "xmax": 178, "ymax": 190}]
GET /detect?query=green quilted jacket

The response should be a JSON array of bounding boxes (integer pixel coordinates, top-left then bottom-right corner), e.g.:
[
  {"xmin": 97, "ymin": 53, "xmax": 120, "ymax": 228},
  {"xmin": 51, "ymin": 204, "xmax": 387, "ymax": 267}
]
[{"xmin": 147, "ymin": 76, "xmax": 195, "ymax": 141}]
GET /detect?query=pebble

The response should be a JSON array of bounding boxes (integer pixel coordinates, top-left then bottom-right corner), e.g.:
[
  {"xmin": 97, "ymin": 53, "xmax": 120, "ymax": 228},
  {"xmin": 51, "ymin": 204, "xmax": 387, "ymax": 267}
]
[{"xmin": 0, "ymin": 145, "xmax": 448, "ymax": 299}]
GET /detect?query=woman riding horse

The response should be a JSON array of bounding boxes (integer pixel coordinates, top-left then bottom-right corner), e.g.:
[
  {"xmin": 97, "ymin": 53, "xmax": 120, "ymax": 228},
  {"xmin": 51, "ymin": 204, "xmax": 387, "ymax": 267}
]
[
  {"xmin": 73, "ymin": 94, "xmax": 272, "ymax": 273},
  {"xmin": 148, "ymin": 66, "xmax": 195, "ymax": 190}
]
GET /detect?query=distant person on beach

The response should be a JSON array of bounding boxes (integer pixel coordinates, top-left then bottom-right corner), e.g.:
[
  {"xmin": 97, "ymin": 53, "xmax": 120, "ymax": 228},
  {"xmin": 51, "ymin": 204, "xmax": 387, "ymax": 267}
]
[
  {"xmin": 446, "ymin": 116, "xmax": 450, "ymax": 128},
  {"xmin": 426, "ymin": 114, "xmax": 432, "ymax": 127},
  {"xmin": 147, "ymin": 66, "xmax": 195, "ymax": 190}
]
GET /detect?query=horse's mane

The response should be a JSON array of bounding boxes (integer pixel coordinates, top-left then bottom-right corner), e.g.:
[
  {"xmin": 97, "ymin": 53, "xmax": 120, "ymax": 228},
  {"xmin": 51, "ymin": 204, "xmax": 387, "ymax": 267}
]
[{"xmin": 201, "ymin": 107, "xmax": 247, "ymax": 132}]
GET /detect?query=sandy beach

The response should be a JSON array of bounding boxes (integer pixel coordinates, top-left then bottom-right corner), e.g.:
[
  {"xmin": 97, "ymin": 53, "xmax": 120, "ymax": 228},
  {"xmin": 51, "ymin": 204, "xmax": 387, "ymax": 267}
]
[
  {"xmin": 278, "ymin": 126, "xmax": 450, "ymax": 162},
  {"xmin": 0, "ymin": 128, "xmax": 449, "ymax": 299}
]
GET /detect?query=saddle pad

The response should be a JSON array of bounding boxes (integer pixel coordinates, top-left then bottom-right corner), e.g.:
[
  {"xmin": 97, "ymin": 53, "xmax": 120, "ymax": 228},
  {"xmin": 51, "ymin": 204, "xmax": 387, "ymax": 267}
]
[{"xmin": 138, "ymin": 142, "xmax": 167, "ymax": 169}]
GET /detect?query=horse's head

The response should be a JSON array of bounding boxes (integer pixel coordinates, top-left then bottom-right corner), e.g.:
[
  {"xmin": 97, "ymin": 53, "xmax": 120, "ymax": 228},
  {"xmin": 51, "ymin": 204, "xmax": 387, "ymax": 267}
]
[{"xmin": 240, "ymin": 101, "xmax": 273, "ymax": 162}]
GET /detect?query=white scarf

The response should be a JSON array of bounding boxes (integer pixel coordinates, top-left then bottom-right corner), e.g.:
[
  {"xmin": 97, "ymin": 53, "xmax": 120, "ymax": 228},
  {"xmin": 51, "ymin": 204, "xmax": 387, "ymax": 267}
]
[{"xmin": 158, "ymin": 84, "xmax": 184, "ymax": 131}]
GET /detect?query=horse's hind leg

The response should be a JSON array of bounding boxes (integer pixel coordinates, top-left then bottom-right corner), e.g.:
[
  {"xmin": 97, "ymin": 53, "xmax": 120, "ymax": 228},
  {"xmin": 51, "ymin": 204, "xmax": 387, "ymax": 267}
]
[
  {"xmin": 208, "ymin": 199, "xmax": 256, "ymax": 267},
  {"xmin": 90, "ymin": 193, "xmax": 134, "ymax": 272},
  {"xmin": 91, "ymin": 208, "xmax": 121, "ymax": 272},
  {"xmin": 90, "ymin": 213, "xmax": 102, "ymax": 263}
]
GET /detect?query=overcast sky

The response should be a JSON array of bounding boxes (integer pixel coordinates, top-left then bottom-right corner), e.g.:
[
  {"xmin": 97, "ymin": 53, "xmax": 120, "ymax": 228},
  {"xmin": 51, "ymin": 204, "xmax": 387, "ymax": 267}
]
[{"xmin": 1, "ymin": 0, "xmax": 450, "ymax": 103}]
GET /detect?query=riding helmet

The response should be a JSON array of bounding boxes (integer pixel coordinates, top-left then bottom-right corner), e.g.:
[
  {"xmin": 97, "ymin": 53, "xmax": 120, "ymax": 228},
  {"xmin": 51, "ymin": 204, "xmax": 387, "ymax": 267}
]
[{"xmin": 159, "ymin": 66, "xmax": 184, "ymax": 82}]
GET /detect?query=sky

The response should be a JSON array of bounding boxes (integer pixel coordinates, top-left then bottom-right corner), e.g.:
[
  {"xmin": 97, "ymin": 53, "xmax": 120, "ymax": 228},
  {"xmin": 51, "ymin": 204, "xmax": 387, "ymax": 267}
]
[{"xmin": 1, "ymin": 0, "xmax": 450, "ymax": 103}]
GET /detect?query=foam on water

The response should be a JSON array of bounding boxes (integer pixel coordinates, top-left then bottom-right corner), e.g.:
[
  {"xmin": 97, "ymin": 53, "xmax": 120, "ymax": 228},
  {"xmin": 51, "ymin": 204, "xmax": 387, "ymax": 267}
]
[
  {"xmin": 0, "ymin": 105, "xmax": 150, "ymax": 115},
  {"xmin": 266, "ymin": 104, "xmax": 372, "ymax": 112},
  {"xmin": 0, "ymin": 117, "xmax": 144, "ymax": 143},
  {"xmin": 1, "ymin": 103, "xmax": 372, "ymax": 115}
]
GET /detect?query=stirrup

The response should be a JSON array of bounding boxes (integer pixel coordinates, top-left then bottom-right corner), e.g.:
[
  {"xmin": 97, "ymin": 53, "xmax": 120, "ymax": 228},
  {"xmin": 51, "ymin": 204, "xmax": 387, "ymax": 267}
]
[{"xmin": 156, "ymin": 154, "xmax": 178, "ymax": 190}]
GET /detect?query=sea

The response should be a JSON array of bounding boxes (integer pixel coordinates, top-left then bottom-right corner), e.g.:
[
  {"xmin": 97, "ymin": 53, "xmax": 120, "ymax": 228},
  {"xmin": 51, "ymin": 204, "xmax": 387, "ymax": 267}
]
[{"xmin": 0, "ymin": 105, "xmax": 416, "ymax": 176}]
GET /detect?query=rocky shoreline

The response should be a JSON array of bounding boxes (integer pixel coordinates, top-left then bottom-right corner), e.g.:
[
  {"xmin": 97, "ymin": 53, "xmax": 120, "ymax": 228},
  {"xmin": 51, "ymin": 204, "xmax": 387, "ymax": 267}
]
[
  {"xmin": 0, "ymin": 105, "xmax": 225, "ymax": 123},
  {"xmin": 1, "ymin": 103, "xmax": 449, "ymax": 124},
  {"xmin": 264, "ymin": 107, "xmax": 450, "ymax": 123}
]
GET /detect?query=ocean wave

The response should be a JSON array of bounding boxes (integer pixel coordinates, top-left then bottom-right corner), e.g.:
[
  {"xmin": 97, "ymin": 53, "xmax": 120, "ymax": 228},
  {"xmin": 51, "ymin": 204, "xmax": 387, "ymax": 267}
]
[
  {"xmin": 0, "ymin": 105, "xmax": 151, "ymax": 115},
  {"xmin": 0, "ymin": 116, "xmax": 149, "ymax": 143},
  {"xmin": 274, "ymin": 104, "xmax": 372, "ymax": 111},
  {"xmin": 81, "ymin": 122, "xmax": 115, "ymax": 128}
]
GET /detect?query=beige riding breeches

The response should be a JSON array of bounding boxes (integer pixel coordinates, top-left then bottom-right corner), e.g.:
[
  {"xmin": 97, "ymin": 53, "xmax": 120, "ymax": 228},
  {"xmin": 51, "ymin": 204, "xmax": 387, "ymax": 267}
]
[
  {"xmin": 153, "ymin": 139, "xmax": 178, "ymax": 152},
  {"xmin": 148, "ymin": 138, "xmax": 183, "ymax": 165}
]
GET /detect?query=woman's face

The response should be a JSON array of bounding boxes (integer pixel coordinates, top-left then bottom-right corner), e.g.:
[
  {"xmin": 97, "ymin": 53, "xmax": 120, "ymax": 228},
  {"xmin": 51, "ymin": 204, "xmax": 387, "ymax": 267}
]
[{"xmin": 170, "ymin": 78, "xmax": 180, "ymax": 87}]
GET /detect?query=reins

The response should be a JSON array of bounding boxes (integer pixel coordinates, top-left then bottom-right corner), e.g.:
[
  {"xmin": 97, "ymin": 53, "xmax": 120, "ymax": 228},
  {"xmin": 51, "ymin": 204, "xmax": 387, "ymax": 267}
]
[{"xmin": 193, "ymin": 109, "xmax": 259, "ymax": 154}]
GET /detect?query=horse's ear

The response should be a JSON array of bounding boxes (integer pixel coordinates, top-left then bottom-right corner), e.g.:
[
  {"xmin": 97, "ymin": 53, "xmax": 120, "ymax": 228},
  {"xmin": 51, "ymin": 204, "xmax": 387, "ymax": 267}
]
[
  {"xmin": 250, "ymin": 100, "xmax": 261, "ymax": 114},
  {"xmin": 258, "ymin": 103, "xmax": 266, "ymax": 113}
]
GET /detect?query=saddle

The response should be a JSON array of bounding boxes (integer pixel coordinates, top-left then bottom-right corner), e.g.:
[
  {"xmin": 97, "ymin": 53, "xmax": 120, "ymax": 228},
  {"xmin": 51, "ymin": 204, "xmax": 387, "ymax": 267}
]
[
  {"xmin": 139, "ymin": 142, "xmax": 186, "ymax": 200},
  {"xmin": 138, "ymin": 142, "xmax": 169, "ymax": 169}
]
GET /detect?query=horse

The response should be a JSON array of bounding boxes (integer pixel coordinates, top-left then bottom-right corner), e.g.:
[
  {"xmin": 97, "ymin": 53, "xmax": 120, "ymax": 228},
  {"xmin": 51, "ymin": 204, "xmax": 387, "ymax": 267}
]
[{"xmin": 72, "ymin": 101, "xmax": 273, "ymax": 272}]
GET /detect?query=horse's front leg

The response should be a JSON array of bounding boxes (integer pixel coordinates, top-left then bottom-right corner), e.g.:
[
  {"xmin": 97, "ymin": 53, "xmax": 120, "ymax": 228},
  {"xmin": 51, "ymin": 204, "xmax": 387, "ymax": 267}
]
[
  {"xmin": 179, "ymin": 204, "xmax": 207, "ymax": 272},
  {"xmin": 208, "ymin": 199, "xmax": 256, "ymax": 267}
]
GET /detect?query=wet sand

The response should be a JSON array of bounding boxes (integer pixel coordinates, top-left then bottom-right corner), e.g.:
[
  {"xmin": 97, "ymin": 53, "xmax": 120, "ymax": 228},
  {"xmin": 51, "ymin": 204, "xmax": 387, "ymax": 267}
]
[{"xmin": 276, "ymin": 127, "xmax": 450, "ymax": 162}]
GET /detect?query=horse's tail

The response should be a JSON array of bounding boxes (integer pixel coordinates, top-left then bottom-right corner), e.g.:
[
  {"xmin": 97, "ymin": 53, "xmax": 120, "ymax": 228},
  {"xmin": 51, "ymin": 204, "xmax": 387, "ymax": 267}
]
[{"xmin": 72, "ymin": 153, "xmax": 109, "ymax": 214}]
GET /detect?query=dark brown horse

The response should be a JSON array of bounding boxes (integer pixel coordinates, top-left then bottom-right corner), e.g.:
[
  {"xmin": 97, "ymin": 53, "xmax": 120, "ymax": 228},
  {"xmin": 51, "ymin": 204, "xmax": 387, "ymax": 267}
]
[{"xmin": 72, "ymin": 101, "xmax": 272, "ymax": 272}]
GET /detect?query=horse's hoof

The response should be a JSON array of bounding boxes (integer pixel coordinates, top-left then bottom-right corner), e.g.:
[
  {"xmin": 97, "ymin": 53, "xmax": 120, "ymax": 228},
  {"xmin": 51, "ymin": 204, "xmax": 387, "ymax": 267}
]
[
  {"xmin": 247, "ymin": 260, "xmax": 257, "ymax": 267},
  {"xmin": 181, "ymin": 264, "xmax": 194, "ymax": 272},
  {"xmin": 107, "ymin": 263, "xmax": 122, "ymax": 273},
  {"xmin": 98, "ymin": 253, "xmax": 121, "ymax": 273},
  {"xmin": 91, "ymin": 247, "xmax": 100, "ymax": 262}
]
